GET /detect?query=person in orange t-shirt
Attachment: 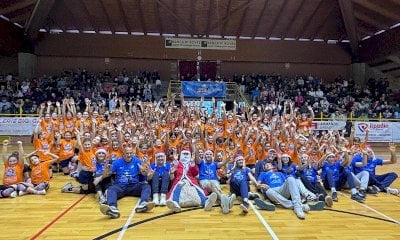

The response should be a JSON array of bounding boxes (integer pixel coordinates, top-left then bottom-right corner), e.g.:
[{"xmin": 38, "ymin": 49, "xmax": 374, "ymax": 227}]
[
  {"xmin": 58, "ymin": 131, "xmax": 77, "ymax": 175},
  {"xmin": 17, "ymin": 150, "xmax": 59, "ymax": 196},
  {"xmin": 1, "ymin": 140, "xmax": 24, "ymax": 198}
]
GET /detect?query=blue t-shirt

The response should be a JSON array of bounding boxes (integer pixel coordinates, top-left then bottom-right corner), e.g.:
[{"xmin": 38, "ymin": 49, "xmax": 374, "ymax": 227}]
[
  {"xmin": 321, "ymin": 159, "xmax": 343, "ymax": 182},
  {"xmin": 94, "ymin": 160, "xmax": 110, "ymax": 178},
  {"xmin": 280, "ymin": 163, "xmax": 297, "ymax": 178},
  {"xmin": 229, "ymin": 166, "xmax": 250, "ymax": 184},
  {"xmin": 112, "ymin": 156, "xmax": 142, "ymax": 185},
  {"xmin": 150, "ymin": 162, "xmax": 171, "ymax": 178},
  {"xmin": 258, "ymin": 171, "xmax": 286, "ymax": 188},
  {"xmin": 198, "ymin": 160, "xmax": 219, "ymax": 181},
  {"xmin": 298, "ymin": 165, "xmax": 319, "ymax": 183},
  {"xmin": 353, "ymin": 154, "xmax": 383, "ymax": 176}
]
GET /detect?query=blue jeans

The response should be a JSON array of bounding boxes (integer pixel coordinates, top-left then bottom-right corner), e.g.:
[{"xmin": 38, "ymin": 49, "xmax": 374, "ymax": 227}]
[
  {"xmin": 230, "ymin": 179, "xmax": 249, "ymax": 201},
  {"xmin": 107, "ymin": 182, "xmax": 151, "ymax": 207},
  {"xmin": 151, "ymin": 171, "xmax": 170, "ymax": 194},
  {"xmin": 323, "ymin": 168, "xmax": 356, "ymax": 190},
  {"xmin": 369, "ymin": 172, "xmax": 398, "ymax": 190}
]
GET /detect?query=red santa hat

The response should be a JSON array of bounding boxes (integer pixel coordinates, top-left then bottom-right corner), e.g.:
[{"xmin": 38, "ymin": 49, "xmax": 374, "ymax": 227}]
[
  {"xmin": 155, "ymin": 150, "xmax": 166, "ymax": 158},
  {"xmin": 234, "ymin": 153, "xmax": 244, "ymax": 161},
  {"xmin": 95, "ymin": 148, "xmax": 108, "ymax": 156}
]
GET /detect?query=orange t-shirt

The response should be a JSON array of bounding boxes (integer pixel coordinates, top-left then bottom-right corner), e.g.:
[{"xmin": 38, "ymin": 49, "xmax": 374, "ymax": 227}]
[
  {"xmin": 30, "ymin": 161, "xmax": 52, "ymax": 184},
  {"xmin": 33, "ymin": 138, "xmax": 53, "ymax": 162},
  {"xmin": 59, "ymin": 139, "xmax": 77, "ymax": 160},
  {"xmin": 3, "ymin": 162, "xmax": 24, "ymax": 186},
  {"xmin": 78, "ymin": 149, "xmax": 96, "ymax": 172}
]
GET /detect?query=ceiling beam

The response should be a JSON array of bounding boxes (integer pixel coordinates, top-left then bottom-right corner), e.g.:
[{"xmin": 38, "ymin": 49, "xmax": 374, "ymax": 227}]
[
  {"xmin": 352, "ymin": 0, "xmax": 400, "ymax": 21},
  {"xmin": 250, "ymin": 0, "xmax": 268, "ymax": 38},
  {"xmin": 309, "ymin": 2, "xmax": 334, "ymax": 40},
  {"xmin": 338, "ymin": 0, "xmax": 360, "ymax": 60},
  {"xmin": 99, "ymin": 0, "xmax": 115, "ymax": 32},
  {"xmin": 137, "ymin": 0, "xmax": 147, "ymax": 33},
  {"xmin": 0, "ymin": 0, "xmax": 36, "ymax": 16},
  {"xmin": 25, "ymin": 0, "xmax": 55, "ymax": 39},
  {"xmin": 283, "ymin": 0, "xmax": 306, "ymax": 37},
  {"xmin": 205, "ymin": 0, "xmax": 213, "ymax": 36},
  {"xmin": 156, "ymin": 0, "xmax": 191, "ymax": 34},
  {"xmin": 9, "ymin": 12, "xmax": 31, "ymax": 24},
  {"xmin": 354, "ymin": 11, "xmax": 387, "ymax": 30},
  {"xmin": 80, "ymin": 0, "xmax": 99, "ymax": 32},
  {"xmin": 360, "ymin": 26, "xmax": 400, "ymax": 62},
  {"xmin": 117, "ymin": 0, "xmax": 131, "ymax": 33},
  {"xmin": 61, "ymin": 0, "xmax": 81, "ymax": 32},
  {"xmin": 209, "ymin": 0, "xmax": 252, "ymax": 34},
  {"xmin": 266, "ymin": 0, "xmax": 287, "ymax": 38},
  {"xmin": 294, "ymin": 0, "xmax": 323, "ymax": 39},
  {"xmin": 220, "ymin": 0, "xmax": 232, "ymax": 37},
  {"xmin": 235, "ymin": 0, "xmax": 250, "ymax": 37},
  {"xmin": 190, "ymin": 0, "xmax": 196, "ymax": 35},
  {"xmin": 387, "ymin": 55, "xmax": 400, "ymax": 65}
]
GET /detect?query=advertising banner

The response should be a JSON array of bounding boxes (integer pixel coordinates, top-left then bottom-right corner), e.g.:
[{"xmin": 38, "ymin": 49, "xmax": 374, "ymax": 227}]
[
  {"xmin": 182, "ymin": 81, "xmax": 226, "ymax": 98},
  {"xmin": 0, "ymin": 117, "xmax": 39, "ymax": 135}
]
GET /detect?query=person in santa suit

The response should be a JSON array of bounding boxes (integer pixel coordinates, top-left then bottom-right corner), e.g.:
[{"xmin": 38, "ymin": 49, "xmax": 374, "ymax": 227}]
[{"xmin": 166, "ymin": 147, "xmax": 217, "ymax": 212}]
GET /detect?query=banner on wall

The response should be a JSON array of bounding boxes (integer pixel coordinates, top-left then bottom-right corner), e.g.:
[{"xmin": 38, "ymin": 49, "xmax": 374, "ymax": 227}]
[
  {"xmin": 182, "ymin": 81, "xmax": 226, "ymax": 98},
  {"xmin": 354, "ymin": 121, "xmax": 400, "ymax": 142},
  {"xmin": 0, "ymin": 117, "xmax": 39, "ymax": 135},
  {"xmin": 188, "ymin": 100, "xmax": 223, "ymax": 118},
  {"xmin": 165, "ymin": 37, "xmax": 236, "ymax": 50},
  {"xmin": 311, "ymin": 121, "xmax": 347, "ymax": 131}
]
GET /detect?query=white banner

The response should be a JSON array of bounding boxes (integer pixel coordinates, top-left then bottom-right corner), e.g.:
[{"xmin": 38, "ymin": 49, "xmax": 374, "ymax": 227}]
[
  {"xmin": 311, "ymin": 121, "xmax": 346, "ymax": 131},
  {"xmin": 354, "ymin": 122, "xmax": 398, "ymax": 142},
  {"xmin": 165, "ymin": 37, "xmax": 236, "ymax": 50},
  {"xmin": 0, "ymin": 117, "xmax": 39, "ymax": 135}
]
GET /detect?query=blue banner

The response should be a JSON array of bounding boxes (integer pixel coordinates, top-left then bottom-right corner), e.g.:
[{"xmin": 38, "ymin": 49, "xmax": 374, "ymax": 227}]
[{"xmin": 182, "ymin": 81, "xmax": 226, "ymax": 98}]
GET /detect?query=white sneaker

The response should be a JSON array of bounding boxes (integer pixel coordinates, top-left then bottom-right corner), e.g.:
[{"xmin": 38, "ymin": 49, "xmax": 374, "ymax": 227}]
[
  {"xmin": 294, "ymin": 207, "xmax": 305, "ymax": 219},
  {"xmin": 153, "ymin": 193, "xmax": 160, "ymax": 206},
  {"xmin": 301, "ymin": 204, "xmax": 310, "ymax": 213},
  {"xmin": 135, "ymin": 201, "xmax": 155, "ymax": 213},
  {"xmin": 36, "ymin": 190, "xmax": 46, "ymax": 195},
  {"xmin": 99, "ymin": 195, "xmax": 107, "ymax": 204},
  {"xmin": 10, "ymin": 191, "xmax": 17, "ymax": 198},
  {"xmin": 100, "ymin": 204, "xmax": 120, "ymax": 219},
  {"xmin": 159, "ymin": 194, "xmax": 167, "ymax": 206},
  {"xmin": 204, "ymin": 192, "xmax": 217, "ymax": 211},
  {"xmin": 229, "ymin": 194, "xmax": 236, "ymax": 209},
  {"xmin": 61, "ymin": 182, "xmax": 73, "ymax": 193},
  {"xmin": 166, "ymin": 200, "xmax": 182, "ymax": 212},
  {"xmin": 220, "ymin": 194, "xmax": 230, "ymax": 214},
  {"xmin": 386, "ymin": 187, "xmax": 399, "ymax": 196}
]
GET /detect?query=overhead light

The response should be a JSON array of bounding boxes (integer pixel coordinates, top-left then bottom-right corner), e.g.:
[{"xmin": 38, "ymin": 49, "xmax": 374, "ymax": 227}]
[
  {"xmin": 178, "ymin": 34, "xmax": 191, "ymax": 37},
  {"xmin": 131, "ymin": 32, "xmax": 145, "ymax": 35},
  {"xmin": 13, "ymin": 22, "xmax": 23, "ymax": 28},
  {"xmin": 0, "ymin": 15, "xmax": 10, "ymax": 21},
  {"xmin": 82, "ymin": 30, "xmax": 96, "ymax": 34},
  {"xmin": 115, "ymin": 31, "xmax": 128, "ymax": 35},
  {"xmin": 327, "ymin": 39, "xmax": 338, "ymax": 44},
  {"xmin": 390, "ymin": 22, "xmax": 400, "ymax": 29},
  {"xmin": 374, "ymin": 29, "xmax": 385, "ymax": 35},
  {"xmin": 284, "ymin": 37, "xmax": 296, "ymax": 41},
  {"xmin": 341, "ymin": 39, "xmax": 350, "ymax": 43},
  {"xmin": 147, "ymin": 32, "xmax": 160, "ymax": 36},
  {"xmin": 269, "ymin": 37, "xmax": 281, "ymax": 40},
  {"xmin": 254, "ymin": 37, "xmax": 266, "ymax": 40},
  {"xmin": 361, "ymin": 35, "xmax": 371, "ymax": 41},
  {"xmin": 298, "ymin": 38, "xmax": 311, "ymax": 41},
  {"xmin": 224, "ymin": 36, "xmax": 237, "ymax": 39},
  {"xmin": 50, "ymin": 29, "xmax": 63, "ymax": 34},
  {"xmin": 239, "ymin": 36, "xmax": 251, "ymax": 39},
  {"xmin": 65, "ymin": 29, "xmax": 79, "ymax": 33},
  {"xmin": 39, "ymin": 29, "xmax": 47, "ymax": 32},
  {"xmin": 99, "ymin": 30, "xmax": 112, "ymax": 34},
  {"xmin": 313, "ymin": 39, "xmax": 324, "ymax": 42},
  {"xmin": 209, "ymin": 35, "xmax": 222, "ymax": 38},
  {"xmin": 162, "ymin": 33, "xmax": 175, "ymax": 37}
]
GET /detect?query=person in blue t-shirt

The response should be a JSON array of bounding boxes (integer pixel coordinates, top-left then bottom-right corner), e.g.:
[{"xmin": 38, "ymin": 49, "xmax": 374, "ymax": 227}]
[
  {"xmin": 321, "ymin": 148, "xmax": 364, "ymax": 203},
  {"xmin": 147, "ymin": 151, "xmax": 171, "ymax": 206},
  {"xmin": 99, "ymin": 146, "xmax": 154, "ymax": 219},
  {"xmin": 196, "ymin": 149, "xmax": 236, "ymax": 214},
  {"xmin": 296, "ymin": 153, "xmax": 333, "ymax": 207},
  {"xmin": 257, "ymin": 162, "xmax": 324, "ymax": 219},
  {"xmin": 228, "ymin": 154, "xmax": 260, "ymax": 214},
  {"xmin": 92, "ymin": 148, "xmax": 112, "ymax": 204},
  {"xmin": 354, "ymin": 143, "xmax": 398, "ymax": 195}
]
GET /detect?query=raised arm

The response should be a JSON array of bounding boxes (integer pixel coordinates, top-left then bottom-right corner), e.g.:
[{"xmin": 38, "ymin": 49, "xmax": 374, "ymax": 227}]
[{"xmin": 383, "ymin": 143, "xmax": 397, "ymax": 164}]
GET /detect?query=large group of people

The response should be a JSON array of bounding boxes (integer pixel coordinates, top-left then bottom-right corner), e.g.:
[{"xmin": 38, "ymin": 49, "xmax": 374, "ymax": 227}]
[{"xmin": 0, "ymin": 69, "xmax": 399, "ymax": 220}]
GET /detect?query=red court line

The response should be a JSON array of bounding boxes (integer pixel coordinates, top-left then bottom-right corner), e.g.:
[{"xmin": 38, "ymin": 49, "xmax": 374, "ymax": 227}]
[{"xmin": 30, "ymin": 195, "xmax": 87, "ymax": 240}]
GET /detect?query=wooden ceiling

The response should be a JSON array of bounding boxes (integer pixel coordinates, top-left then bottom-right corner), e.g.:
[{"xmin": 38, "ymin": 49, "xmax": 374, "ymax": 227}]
[{"xmin": 1, "ymin": 0, "xmax": 400, "ymax": 79}]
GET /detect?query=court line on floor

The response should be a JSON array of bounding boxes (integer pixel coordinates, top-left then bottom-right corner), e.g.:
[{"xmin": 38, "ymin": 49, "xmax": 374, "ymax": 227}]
[
  {"xmin": 338, "ymin": 192, "xmax": 400, "ymax": 224},
  {"xmin": 249, "ymin": 202, "xmax": 279, "ymax": 240},
  {"xmin": 93, "ymin": 207, "xmax": 203, "ymax": 240},
  {"xmin": 30, "ymin": 194, "xmax": 87, "ymax": 240},
  {"xmin": 117, "ymin": 200, "xmax": 140, "ymax": 240},
  {"xmin": 323, "ymin": 208, "xmax": 399, "ymax": 224}
]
